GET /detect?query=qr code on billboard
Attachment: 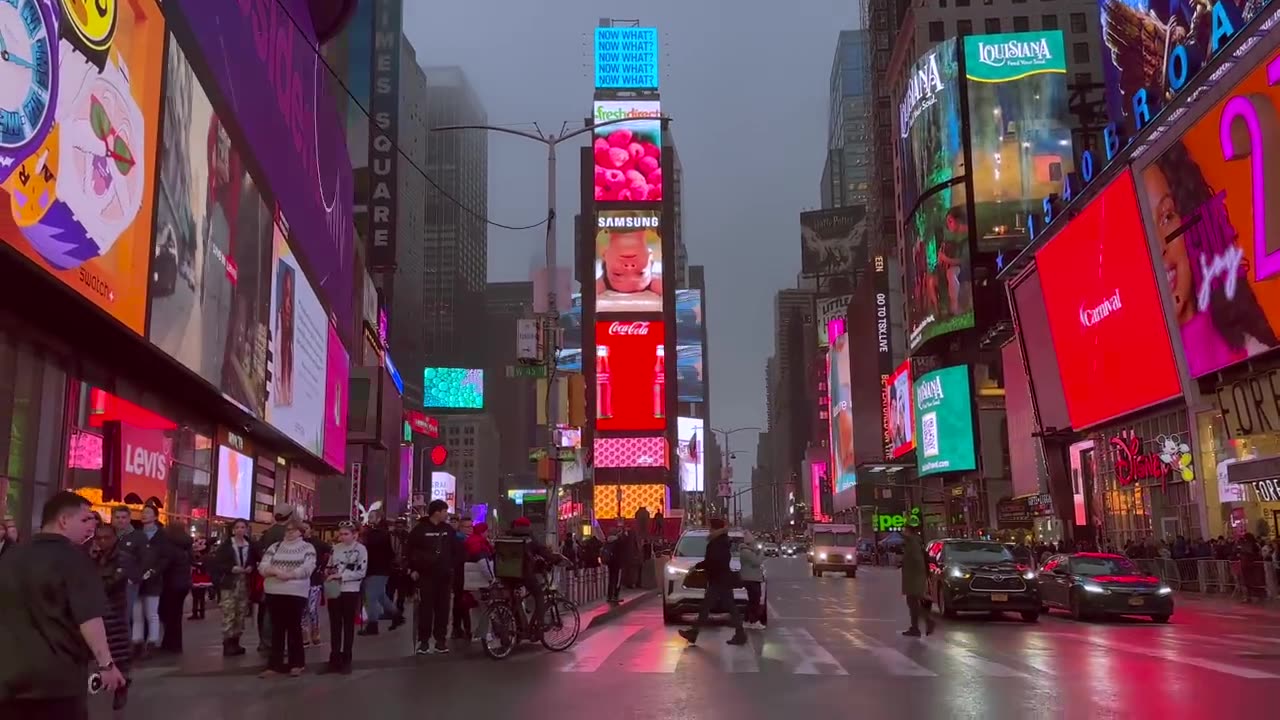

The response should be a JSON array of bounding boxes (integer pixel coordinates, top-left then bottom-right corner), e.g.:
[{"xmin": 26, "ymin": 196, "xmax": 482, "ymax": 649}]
[{"xmin": 921, "ymin": 412, "xmax": 939, "ymax": 458}]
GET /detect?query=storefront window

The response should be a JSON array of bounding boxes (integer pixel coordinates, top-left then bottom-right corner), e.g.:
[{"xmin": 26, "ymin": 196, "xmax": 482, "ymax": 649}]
[
  {"xmin": 1093, "ymin": 410, "xmax": 1202, "ymax": 547},
  {"xmin": 0, "ymin": 331, "xmax": 66, "ymax": 534},
  {"xmin": 1197, "ymin": 410, "xmax": 1280, "ymax": 540}
]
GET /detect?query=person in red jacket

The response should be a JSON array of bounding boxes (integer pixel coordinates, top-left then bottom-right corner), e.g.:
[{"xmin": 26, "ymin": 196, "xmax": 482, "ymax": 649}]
[{"xmin": 189, "ymin": 536, "xmax": 213, "ymax": 620}]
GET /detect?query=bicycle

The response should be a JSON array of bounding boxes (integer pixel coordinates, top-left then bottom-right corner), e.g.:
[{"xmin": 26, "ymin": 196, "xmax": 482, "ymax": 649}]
[{"xmin": 480, "ymin": 566, "xmax": 581, "ymax": 660}]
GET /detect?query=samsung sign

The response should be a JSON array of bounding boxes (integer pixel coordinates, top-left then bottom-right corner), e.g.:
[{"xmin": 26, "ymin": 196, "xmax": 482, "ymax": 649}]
[{"xmin": 594, "ymin": 27, "xmax": 660, "ymax": 89}]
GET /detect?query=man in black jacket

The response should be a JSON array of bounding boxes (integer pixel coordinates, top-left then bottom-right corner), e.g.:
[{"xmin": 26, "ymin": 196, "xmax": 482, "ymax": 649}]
[
  {"xmin": 678, "ymin": 519, "xmax": 747, "ymax": 646},
  {"xmin": 407, "ymin": 501, "xmax": 454, "ymax": 655}
]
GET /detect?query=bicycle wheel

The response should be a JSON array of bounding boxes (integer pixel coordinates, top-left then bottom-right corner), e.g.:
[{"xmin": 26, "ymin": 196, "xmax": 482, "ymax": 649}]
[
  {"xmin": 540, "ymin": 597, "xmax": 581, "ymax": 652},
  {"xmin": 482, "ymin": 603, "xmax": 518, "ymax": 660}
]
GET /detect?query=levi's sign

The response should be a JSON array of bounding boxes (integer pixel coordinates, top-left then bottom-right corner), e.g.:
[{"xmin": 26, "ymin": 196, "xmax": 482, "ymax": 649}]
[
  {"xmin": 964, "ymin": 30, "xmax": 1067, "ymax": 83},
  {"xmin": 594, "ymin": 27, "xmax": 660, "ymax": 89}
]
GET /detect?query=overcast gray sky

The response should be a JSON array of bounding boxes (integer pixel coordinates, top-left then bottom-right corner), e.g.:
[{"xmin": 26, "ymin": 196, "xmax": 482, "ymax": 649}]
[{"xmin": 405, "ymin": 2, "xmax": 863, "ymax": 506}]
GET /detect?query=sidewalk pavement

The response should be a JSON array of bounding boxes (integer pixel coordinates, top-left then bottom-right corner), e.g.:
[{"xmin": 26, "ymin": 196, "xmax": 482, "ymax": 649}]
[
  {"xmin": 1172, "ymin": 591, "xmax": 1280, "ymax": 619},
  {"xmin": 128, "ymin": 587, "xmax": 654, "ymax": 682}
]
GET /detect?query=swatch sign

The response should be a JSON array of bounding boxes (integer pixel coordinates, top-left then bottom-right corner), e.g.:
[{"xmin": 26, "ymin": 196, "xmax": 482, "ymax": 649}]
[{"xmin": 170, "ymin": 0, "xmax": 355, "ymax": 337}]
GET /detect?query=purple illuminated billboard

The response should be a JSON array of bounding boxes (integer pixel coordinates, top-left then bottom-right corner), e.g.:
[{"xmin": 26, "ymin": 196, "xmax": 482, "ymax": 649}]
[{"xmin": 171, "ymin": 0, "xmax": 355, "ymax": 335}]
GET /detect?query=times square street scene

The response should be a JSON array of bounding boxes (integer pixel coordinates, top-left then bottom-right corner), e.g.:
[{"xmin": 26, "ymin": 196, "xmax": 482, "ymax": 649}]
[{"xmin": 2, "ymin": 1, "xmax": 1280, "ymax": 719}]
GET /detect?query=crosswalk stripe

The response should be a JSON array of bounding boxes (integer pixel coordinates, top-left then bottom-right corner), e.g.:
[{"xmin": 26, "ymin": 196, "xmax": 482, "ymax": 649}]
[
  {"xmin": 844, "ymin": 628, "xmax": 937, "ymax": 676},
  {"xmin": 1078, "ymin": 636, "xmax": 1280, "ymax": 679},
  {"xmin": 718, "ymin": 638, "xmax": 761, "ymax": 673},
  {"xmin": 943, "ymin": 647, "xmax": 1028, "ymax": 678},
  {"xmin": 621, "ymin": 630, "xmax": 684, "ymax": 673},
  {"xmin": 557, "ymin": 625, "xmax": 646, "ymax": 672},
  {"xmin": 764, "ymin": 628, "xmax": 848, "ymax": 675}
]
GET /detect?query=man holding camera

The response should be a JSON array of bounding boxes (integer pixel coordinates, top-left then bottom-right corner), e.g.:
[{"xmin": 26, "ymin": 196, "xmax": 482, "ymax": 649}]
[{"xmin": 0, "ymin": 491, "xmax": 127, "ymax": 719}]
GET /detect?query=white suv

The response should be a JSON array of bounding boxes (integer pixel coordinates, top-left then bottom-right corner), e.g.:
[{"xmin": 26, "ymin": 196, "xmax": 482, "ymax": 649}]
[{"xmin": 661, "ymin": 529, "xmax": 767, "ymax": 625}]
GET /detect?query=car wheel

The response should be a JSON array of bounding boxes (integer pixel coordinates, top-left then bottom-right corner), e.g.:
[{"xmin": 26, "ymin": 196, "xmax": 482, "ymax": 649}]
[
  {"xmin": 1150, "ymin": 614, "xmax": 1171, "ymax": 624},
  {"xmin": 1020, "ymin": 611, "xmax": 1040, "ymax": 623},
  {"xmin": 846, "ymin": 570, "xmax": 856, "ymax": 578},
  {"xmin": 938, "ymin": 588, "xmax": 958, "ymax": 619},
  {"xmin": 1069, "ymin": 590, "xmax": 1089, "ymax": 621}
]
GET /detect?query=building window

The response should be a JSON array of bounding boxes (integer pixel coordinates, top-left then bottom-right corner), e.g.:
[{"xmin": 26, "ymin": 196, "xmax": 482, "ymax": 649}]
[
  {"xmin": 1042, "ymin": 14, "xmax": 1059, "ymax": 30},
  {"xmin": 957, "ymin": 0, "xmax": 970, "ymax": 6},
  {"xmin": 1070, "ymin": 12, "xmax": 1087, "ymax": 33},
  {"xmin": 929, "ymin": 21, "xmax": 945, "ymax": 42},
  {"xmin": 1014, "ymin": 15, "xmax": 1030, "ymax": 31},
  {"xmin": 1073, "ymin": 42, "xmax": 1090, "ymax": 64},
  {"xmin": 985, "ymin": 17, "xmax": 1001, "ymax": 33},
  {"xmin": 957, "ymin": 19, "xmax": 973, "ymax": 36},
  {"xmin": 1075, "ymin": 71, "xmax": 1093, "ymax": 86}
]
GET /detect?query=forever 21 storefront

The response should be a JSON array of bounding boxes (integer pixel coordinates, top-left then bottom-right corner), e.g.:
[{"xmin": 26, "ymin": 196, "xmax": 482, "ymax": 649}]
[{"xmin": 0, "ymin": 2, "xmax": 356, "ymax": 536}]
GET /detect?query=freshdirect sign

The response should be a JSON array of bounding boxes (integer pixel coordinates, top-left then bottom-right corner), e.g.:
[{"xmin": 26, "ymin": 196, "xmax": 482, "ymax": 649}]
[
  {"xmin": 913, "ymin": 365, "xmax": 977, "ymax": 477},
  {"xmin": 963, "ymin": 30, "xmax": 1066, "ymax": 83},
  {"xmin": 593, "ymin": 27, "xmax": 659, "ymax": 89},
  {"xmin": 1035, "ymin": 171, "xmax": 1182, "ymax": 430}
]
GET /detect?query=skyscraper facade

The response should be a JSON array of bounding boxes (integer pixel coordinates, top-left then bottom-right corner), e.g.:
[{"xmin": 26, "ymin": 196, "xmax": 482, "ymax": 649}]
[{"xmin": 821, "ymin": 30, "xmax": 874, "ymax": 209}]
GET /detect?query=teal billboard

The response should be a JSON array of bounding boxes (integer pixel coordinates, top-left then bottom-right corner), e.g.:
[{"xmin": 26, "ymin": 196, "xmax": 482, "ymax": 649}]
[{"xmin": 913, "ymin": 365, "xmax": 976, "ymax": 477}]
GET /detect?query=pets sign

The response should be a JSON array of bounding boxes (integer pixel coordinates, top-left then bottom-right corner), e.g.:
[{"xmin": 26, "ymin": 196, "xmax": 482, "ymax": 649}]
[{"xmin": 594, "ymin": 27, "xmax": 659, "ymax": 89}]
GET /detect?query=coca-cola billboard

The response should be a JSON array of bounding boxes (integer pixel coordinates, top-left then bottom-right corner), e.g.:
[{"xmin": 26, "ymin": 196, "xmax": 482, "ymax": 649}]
[{"xmin": 595, "ymin": 320, "xmax": 667, "ymax": 432}]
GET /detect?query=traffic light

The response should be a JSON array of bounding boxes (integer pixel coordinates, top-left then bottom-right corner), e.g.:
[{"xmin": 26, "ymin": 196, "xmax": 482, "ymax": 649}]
[{"xmin": 430, "ymin": 445, "xmax": 449, "ymax": 465}]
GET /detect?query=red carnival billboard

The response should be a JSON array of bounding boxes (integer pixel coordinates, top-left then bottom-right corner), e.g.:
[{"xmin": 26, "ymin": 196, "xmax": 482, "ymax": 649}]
[
  {"xmin": 594, "ymin": 320, "xmax": 667, "ymax": 432},
  {"xmin": 1035, "ymin": 171, "xmax": 1182, "ymax": 430}
]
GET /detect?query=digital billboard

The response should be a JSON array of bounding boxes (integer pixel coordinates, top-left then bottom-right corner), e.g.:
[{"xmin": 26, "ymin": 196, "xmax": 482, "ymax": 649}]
[
  {"xmin": 148, "ymin": 36, "xmax": 273, "ymax": 418},
  {"xmin": 324, "ymin": 324, "xmax": 349, "ymax": 471},
  {"xmin": 595, "ymin": 210, "xmax": 664, "ymax": 313},
  {"xmin": 1036, "ymin": 171, "xmax": 1181, "ymax": 430},
  {"xmin": 913, "ymin": 365, "xmax": 977, "ymax": 476},
  {"xmin": 828, "ymin": 333, "xmax": 856, "ymax": 492},
  {"xmin": 594, "ymin": 27, "xmax": 659, "ymax": 89},
  {"xmin": 816, "ymin": 294, "xmax": 852, "ymax": 348},
  {"xmin": 677, "ymin": 416, "xmax": 705, "ymax": 492},
  {"xmin": 800, "ymin": 206, "xmax": 868, "ymax": 276},
  {"xmin": 676, "ymin": 343, "xmax": 704, "ymax": 403},
  {"xmin": 215, "ymin": 445, "xmax": 253, "ymax": 519},
  {"xmin": 593, "ymin": 436, "xmax": 668, "ymax": 468},
  {"xmin": 595, "ymin": 320, "xmax": 666, "ymax": 432},
  {"xmin": 675, "ymin": 289, "xmax": 703, "ymax": 345},
  {"xmin": 887, "ymin": 360, "xmax": 915, "ymax": 458},
  {"xmin": 423, "ymin": 368, "xmax": 485, "ymax": 410},
  {"xmin": 267, "ymin": 221, "xmax": 327, "ymax": 457},
  {"xmin": 897, "ymin": 38, "xmax": 962, "ymax": 214},
  {"xmin": 0, "ymin": 0, "xmax": 164, "ymax": 335},
  {"xmin": 593, "ymin": 101, "xmax": 662, "ymax": 202},
  {"xmin": 557, "ymin": 292, "xmax": 583, "ymax": 370},
  {"xmin": 430, "ymin": 471, "xmax": 457, "ymax": 512},
  {"xmin": 905, "ymin": 182, "xmax": 974, "ymax": 350},
  {"xmin": 963, "ymin": 31, "xmax": 1073, "ymax": 251},
  {"xmin": 1099, "ymin": 0, "xmax": 1269, "ymax": 135},
  {"xmin": 1135, "ymin": 48, "xmax": 1280, "ymax": 379}
]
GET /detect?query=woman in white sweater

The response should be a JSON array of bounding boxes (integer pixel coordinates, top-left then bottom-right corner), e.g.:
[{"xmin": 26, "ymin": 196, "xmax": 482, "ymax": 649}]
[
  {"xmin": 258, "ymin": 516, "xmax": 316, "ymax": 677},
  {"xmin": 323, "ymin": 521, "xmax": 367, "ymax": 674}
]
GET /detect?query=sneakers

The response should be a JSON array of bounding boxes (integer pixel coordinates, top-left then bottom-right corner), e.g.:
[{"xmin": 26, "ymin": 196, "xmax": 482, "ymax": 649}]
[
  {"xmin": 744, "ymin": 622, "xmax": 766, "ymax": 631},
  {"xmin": 901, "ymin": 628, "xmax": 922, "ymax": 637},
  {"xmin": 678, "ymin": 628, "xmax": 699, "ymax": 645},
  {"xmin": 726, "ymin": 632, "xmax": 748, "ymax": 646},
  {"xmin": 435, "ymin": 643, "xmax": 451, "ymax": 655},
  {"xmin": 416, "ymin": 643, "xmax": 434, "ymax": 655},
  {"xmin": 388, "ymin": 615, "xmax": 406, "ymax": 631}
]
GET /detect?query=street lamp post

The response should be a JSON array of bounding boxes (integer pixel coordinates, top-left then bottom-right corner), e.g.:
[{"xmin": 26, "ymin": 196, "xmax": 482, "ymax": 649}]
[
  {"xmin": 709, "ymin": 426, "xmax": 762, "ymax": 523},
  {"xmin": 432, "ymin": 117, "xmax": 670, "ymax": 547}
]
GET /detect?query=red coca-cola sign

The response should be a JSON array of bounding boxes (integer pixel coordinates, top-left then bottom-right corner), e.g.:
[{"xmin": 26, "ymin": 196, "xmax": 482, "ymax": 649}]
[
  {"xmin": 595, "ymin": 320, "xmax": 667, "ymax": 433},
  {"xmin": 607, "ymin": 321, "xmax": 651, "ymax": 336}
]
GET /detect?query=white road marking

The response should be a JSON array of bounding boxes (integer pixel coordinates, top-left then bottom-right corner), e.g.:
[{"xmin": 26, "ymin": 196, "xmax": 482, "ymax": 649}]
[
  {"xmin": 557, "ymin": 624, "xmax": 645, "ymax": 672},
  {"xmin": 622, "ymin": 631, "xmax": 685, "ymax": 673},
  {"xmin": 943, "ymin": 647, "xmax": 1028, "ymax": 678},
  {"xmin": 767, "ymin": 600, "xmax": 784, "ymax": 619},
  {"xmin": 1078, "ymin": 636, "xmax": 1280, "ymax": 679},
  {"xmin": 763, "ymin": 628, "xmax": 848, "ymax": 675},
  {"xmin": 839, "ymin": 628, "xmax": 937, "ymax": 676},
  {"xmin": 718, "ymin": 638, "xmax": 762, "ymax": 673}
]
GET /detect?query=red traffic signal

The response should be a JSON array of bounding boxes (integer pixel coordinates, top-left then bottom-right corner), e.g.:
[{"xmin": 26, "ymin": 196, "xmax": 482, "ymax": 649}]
[{"xmin": 430, "ymin": 445, "xmax": 449, "ymax": 465}]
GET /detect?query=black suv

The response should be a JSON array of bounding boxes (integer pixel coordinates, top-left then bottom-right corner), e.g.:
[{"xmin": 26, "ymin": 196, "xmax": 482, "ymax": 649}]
[{"xmin": 926, "ymin": 539, "xmax": 1040, "ymax": 622}]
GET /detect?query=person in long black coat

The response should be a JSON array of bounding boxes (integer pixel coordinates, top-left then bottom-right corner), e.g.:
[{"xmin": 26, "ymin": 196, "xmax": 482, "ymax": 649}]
[
  {"xmin": 159, "ymin": 525, "xmax": 193, "ymax": 652},
  {"xmin": 91, "ymin": 522, "xmax": 135, "ymax": 709}
]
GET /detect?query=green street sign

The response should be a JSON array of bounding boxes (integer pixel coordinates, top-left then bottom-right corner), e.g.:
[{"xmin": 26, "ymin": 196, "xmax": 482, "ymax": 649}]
[
  {"xmin": 963, "ymin": 30, "xmax": 1066, "ymax": 83},
  {"xmin": 914, "ymin": 365, "xmax": 977, "ymax": 477},
  {"xmin": 509, "ymin": 364, "xmax": 548, "ymax": 379}
]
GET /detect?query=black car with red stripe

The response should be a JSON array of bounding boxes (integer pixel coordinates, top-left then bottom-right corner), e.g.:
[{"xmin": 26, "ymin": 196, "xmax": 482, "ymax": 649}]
[{"xmin": 1037, "ymin": 553, "xmax": 1174, "ymax": 622}]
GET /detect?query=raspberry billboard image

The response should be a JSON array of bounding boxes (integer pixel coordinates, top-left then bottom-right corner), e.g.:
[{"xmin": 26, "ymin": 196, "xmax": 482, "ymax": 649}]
[{"xmin": 593, "ymin": 101, "xmax": 662, "ymax": 202}]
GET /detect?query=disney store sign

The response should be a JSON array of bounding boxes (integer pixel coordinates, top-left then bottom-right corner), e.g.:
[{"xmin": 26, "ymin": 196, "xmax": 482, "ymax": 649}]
[{"xmin": 1109, "ymin": 430, "xmax": 1194, "ymax": 490}]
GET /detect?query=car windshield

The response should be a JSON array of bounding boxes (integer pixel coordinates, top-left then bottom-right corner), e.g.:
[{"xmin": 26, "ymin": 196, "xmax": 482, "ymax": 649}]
[
  {"xmin": 1071, "ymin": 556, "xmax": 1140, "ymax": 576},
  {"xmin": 946, "ymin": 542, "xmax": 1015, "ymax": 564},
  {"xmin": 674, "ymin": 535, "xmax": 743, "ymax": 557},
  {"xmin": 813, "ymin": 532, "xmax": 859, "ymax": 547}
]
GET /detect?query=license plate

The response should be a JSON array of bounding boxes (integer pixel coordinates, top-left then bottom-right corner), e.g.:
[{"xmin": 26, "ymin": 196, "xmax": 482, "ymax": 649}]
[
  {"xmin": 1128, "ymin": 597, "xmax": 1145, "ymax": 607},
  {"xmin": 991, "ymin": 593, "xmax": 1008, "ymax": 602}
]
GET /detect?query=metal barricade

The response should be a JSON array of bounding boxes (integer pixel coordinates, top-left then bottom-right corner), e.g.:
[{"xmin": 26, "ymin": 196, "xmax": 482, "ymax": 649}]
[{"xmin": 556, "ymin": 567, "xmax": 607, "ymax": 606}]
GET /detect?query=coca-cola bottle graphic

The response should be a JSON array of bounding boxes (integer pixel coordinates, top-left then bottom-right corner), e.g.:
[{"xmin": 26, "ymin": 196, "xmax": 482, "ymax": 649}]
[
  {"xmin": 654, "ymin": 344, "xmax": 665, "ymax": 418},
  {"xmin": 596, "ymin": 345, "xmax": 613, "ymax": 419}
]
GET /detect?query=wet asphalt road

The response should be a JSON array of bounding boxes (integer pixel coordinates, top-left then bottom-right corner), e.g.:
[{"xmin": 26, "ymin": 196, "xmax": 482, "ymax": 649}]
[{"xmin": 98, "ymin": 558, "xmax": 1280, "ymax": 720}]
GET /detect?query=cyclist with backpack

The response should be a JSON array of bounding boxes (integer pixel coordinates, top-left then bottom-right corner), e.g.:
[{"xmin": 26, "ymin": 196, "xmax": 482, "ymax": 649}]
[{"xmin": 508, "ymin": 517, "xmax": 560, "ymax": 632}]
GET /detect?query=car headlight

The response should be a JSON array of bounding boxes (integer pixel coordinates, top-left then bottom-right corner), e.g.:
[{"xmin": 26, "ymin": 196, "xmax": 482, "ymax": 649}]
[
  {"xmin": 818, "ymin": 552, "xmax": 828, "ymax": 560},
  {"xmin": 1080, "ymin": 581, "xmax": 1106, "ymax": 594},
  {"xmin": 1157, "ymin": 585, "xmax": 1173, "ymax": 596},
  {"xmin": 1022, "ymin": 570, "xmax": 1037, "ymax": 580},
  {"xmin": 947, "ymin": 566, "xmax": 971, "ymax": 579},
  {"xmin": 845, "ymin": 554, "xmax": 854, "ymax": 560},
  {"xmin": 666, "ymin": 565, "xmax": 688, "ymax": 576}
]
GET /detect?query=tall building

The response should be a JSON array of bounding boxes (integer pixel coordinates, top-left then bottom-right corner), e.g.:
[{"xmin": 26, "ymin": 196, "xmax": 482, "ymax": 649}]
[
  {"xmin": 768, "ymin": 290, "xmax": 816, "ymax": 505},
  {"xmin": 751, "ymin": 430, "xmax": 776, "ymax": 529},
  {"xmin": 390, "ymin": 50, "xmax": 430, "ymax": 392},
  {"xmin": 668, "ymin": 131, "xmax": 689, "ymax": 288},
  {"xmin": 424, "ymin": 66, "xmax": 490, "ymax": 366},
  {"xmin": 484, "ymin": 281, "xmax": 539, "ymax": 479},
  {"xmin": 438, "ymin": 415, "xmax": 501, "ymax": 511},
  {"xmin": 821, "ymin": 30, "xmax": 874, "ymax": 209}
]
